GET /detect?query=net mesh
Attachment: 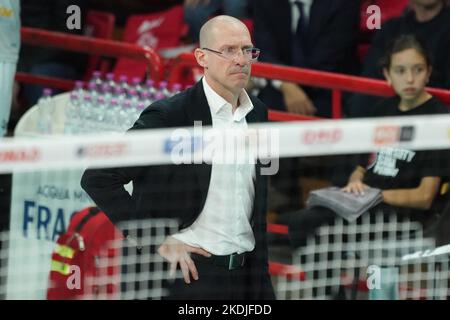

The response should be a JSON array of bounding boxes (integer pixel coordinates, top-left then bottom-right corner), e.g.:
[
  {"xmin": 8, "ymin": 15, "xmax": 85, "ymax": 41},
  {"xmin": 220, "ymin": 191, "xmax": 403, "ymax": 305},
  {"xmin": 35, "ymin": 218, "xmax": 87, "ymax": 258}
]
[
  {"xmin": 0, "ymin": 218, "xmax": 180, "ymax": 300},
  {"xmin": 0, "ymin": 112, "xmax": 449, "ymax": 300},
  {"xmin": 273, "ymin": 213, "xmax": 450, "ymax": 300}
]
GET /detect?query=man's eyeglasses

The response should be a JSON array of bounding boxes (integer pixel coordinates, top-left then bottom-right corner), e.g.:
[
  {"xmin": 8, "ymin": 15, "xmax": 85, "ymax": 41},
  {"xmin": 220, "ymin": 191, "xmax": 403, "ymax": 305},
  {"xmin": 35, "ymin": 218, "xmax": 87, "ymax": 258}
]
[{"xmin": 202, "ymin": 46, "xmax": 261, "ymax": 62}]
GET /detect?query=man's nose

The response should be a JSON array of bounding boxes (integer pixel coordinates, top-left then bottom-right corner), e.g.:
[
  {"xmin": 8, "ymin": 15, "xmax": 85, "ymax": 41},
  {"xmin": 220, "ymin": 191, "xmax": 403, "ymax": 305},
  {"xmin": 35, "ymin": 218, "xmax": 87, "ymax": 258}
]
[{"xmin": 233, "ymin": 50, "xmax": 249, "ymax": 65}]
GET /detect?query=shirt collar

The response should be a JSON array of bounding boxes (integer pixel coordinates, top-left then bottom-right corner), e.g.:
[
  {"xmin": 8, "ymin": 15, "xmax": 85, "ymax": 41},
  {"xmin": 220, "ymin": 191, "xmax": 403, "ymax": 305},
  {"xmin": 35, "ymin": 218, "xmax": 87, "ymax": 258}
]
[
  {"xmin": 289, "ymin": 0, "xmax": 313, "ymax": 31},
  {"xmin": 289, "ymin": 0, "xmax": 313, "ymax": 6},
  {"xmin": 202, "ymin": 77, "xmax": 254, "ymax": 121}
]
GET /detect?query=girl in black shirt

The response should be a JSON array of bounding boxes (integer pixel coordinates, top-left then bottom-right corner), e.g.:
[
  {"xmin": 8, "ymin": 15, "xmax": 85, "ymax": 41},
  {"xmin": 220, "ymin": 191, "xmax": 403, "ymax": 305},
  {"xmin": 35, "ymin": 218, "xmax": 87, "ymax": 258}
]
[{"xmin": 289, "ymin": 35, "xmax": 449, "ymax": 248}]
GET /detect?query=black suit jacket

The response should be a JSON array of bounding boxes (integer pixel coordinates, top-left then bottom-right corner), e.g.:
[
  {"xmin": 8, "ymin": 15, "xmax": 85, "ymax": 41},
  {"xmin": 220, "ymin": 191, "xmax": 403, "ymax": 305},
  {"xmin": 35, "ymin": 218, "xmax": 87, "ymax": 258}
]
[
  {"xmin": 254, "ymin": 0, "xmax": 360, "ymax": 117},
  {"xmin": 81, "ymin": 80, "xmax": 275, "ymax": 299}
]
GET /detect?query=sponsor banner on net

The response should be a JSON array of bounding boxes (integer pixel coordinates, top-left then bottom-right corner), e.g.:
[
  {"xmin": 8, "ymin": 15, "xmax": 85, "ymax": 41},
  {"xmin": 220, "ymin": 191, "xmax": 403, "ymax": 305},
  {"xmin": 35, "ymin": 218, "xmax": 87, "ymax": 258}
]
[{"xmin": 0, "ymin": 115, "xmax": 449, "ymax": 172}]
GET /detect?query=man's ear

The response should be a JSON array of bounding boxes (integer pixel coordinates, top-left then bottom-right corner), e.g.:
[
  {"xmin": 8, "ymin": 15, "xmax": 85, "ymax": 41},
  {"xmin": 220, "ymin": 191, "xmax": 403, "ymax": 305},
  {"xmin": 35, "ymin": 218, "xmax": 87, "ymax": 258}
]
[
  {"xmin": 194, "ymin": 48, "xmax": 207, "ymax": 69},
  {"xmin": 383, "ymin": 68, "xmax": 392, "ymax": 85}
]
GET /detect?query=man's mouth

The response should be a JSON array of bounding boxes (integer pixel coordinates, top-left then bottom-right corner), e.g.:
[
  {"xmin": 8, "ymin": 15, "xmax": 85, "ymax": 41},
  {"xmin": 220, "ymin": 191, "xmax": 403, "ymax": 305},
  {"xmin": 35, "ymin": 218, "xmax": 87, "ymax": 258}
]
[{"xmin": 231, "ymin": 69, "xmax": 248, "ymax": 75}]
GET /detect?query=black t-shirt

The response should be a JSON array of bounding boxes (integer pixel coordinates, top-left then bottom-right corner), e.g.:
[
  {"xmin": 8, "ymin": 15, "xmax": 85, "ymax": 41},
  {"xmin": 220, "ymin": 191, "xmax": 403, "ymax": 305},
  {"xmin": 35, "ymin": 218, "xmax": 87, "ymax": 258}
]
[{"xmin": 361, "ymin": 96, "xmax": 449, "ymax": 191}]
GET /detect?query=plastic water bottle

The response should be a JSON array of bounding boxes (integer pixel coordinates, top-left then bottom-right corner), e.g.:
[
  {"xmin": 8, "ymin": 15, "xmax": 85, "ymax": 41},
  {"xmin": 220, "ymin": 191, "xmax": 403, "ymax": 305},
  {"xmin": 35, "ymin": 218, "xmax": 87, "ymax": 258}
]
[
  {"xmin": 94, "ymin": 96, "xmax": 107, "ymax": 122},
  {"xmin": 128, "ymin": 89, "xmax": 140, "ymax": 107},
  {"xmin": 89, "ymin": 71, "xmax": 103, "ymax": 91},
  {"xmin": 144, "ymin": 79, "xmax": 157, "ymax": 98},
  {"xmin": 129, "ymin": 95, "xmax": 142, "ymax": 124},
  {"xmin": 87, "ymin": 82, "xmax": 99, "ymax": 100},
  {"xmin": 100, "ymin": 83, "xmax": 113, "ymax": 104},
  {"xmin": 154, "ymin": 92, "xmax": 165, "ymax": 101},
  {"xmin": 37, "ymin": 88, "xmax": 54, "ymax": 134},
  {"xmin": 118, "ymin": 75, "xmax": 129, "ymax": 94},
  {"xmin": 141, "ymin": 91, "xmax": 153, "ymax": 107},
  {"xmin": 65, "ymin": 92, "xmax": 81, "ymax": 134},
  {"xmin": 158, "ymin": 81, "xmax": 171, "ymax": 98},
  {"xmin": 114, "ymin": 87, "xmax": 127, "ymax": 106},
  {"xmin": 105, "ymin": 73, "xmax": 116, "ymax": 88},
  {"xmin": 81, "ymin": 94, "xmax": 94, "ymax": 132},
  {"xmin": 74, "ymin": 81, "xmax": 85, "ymax": 100},
  {"xmin": 131, "ymin": 77, "xmax": 143, "ymax": 96},
  {"xmin": 105, "ymin": 97, "xmax": 121, "ymax": 129},
  {"xmin": 121, "ymin": 100, "xmax": 136, "ymax": 130},
  {"xmin": 171, "ymin": 83, "xmax": 183, "ymax": 96},
  {"xmin": 136, "ymin": 102, "xmax": 146, "ymax": 118}
]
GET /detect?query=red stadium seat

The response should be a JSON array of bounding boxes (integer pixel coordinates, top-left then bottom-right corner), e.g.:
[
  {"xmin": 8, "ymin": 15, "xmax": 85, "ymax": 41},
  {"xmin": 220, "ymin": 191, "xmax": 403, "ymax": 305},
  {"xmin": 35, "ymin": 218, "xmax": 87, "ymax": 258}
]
[
  {"xmin": 242, "ymin": 18, "xmax": 254, "ymax": 41},
  {"xmin": 360, "ymin": 0, "xmax": 409, "ymax": 32},
  {"xmin": 358, "ymin": 0, "xmax": 409, "ymax": 62},
  {"xmin": 83, "ymin": 10, "xmax": 116, "ymax": 80},
  {"xmin": 113, "ymin": 5, "xmax": 186, "ymax": 80}
]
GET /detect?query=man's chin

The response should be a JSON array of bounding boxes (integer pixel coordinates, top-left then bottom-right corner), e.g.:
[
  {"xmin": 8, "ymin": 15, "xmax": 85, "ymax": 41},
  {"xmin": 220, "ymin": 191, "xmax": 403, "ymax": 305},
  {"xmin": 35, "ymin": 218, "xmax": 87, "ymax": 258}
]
[
  {"xmin": 232, "ymin": 75, "xmax": 249, "ymax": 84},
  {"xmin": 232, "ymin": 80, "xmax": 249, "ymax": 91}
]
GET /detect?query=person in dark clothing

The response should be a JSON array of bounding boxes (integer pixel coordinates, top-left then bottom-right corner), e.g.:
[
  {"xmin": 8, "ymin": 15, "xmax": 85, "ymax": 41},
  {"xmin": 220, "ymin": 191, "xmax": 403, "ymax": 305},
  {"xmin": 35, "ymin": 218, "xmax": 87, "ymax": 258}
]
[
  {"xmin": 288, "ymin": 35, "xmax": 449, "ymax": 249},
  {"xmin": 183, "ymin": 0, "xmax": 250, "ymax": 43},
  {"xmin": 253, "ymin": 0, "xmax": 361, "ymax": 212},
  {"xmin": 81, "ymin": 16, "xmax": 275, "ymax": 300},
  {"xmin": 253, "ymin": 0, "xmax": 360, "ymax": 118},
  {"xmin": 349, "ymin": 0, "xmax": 450, "ymax": 118},
  {"xmin": 16, "ymin": 0, "xmax": 89, "ymax": 107}
]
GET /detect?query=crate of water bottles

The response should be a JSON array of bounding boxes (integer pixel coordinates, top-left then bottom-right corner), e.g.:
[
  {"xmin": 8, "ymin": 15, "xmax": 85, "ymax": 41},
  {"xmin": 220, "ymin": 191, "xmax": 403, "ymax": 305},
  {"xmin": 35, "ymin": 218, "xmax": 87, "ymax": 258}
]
[
  {"xmin": 35, "ymin": 71, "xmax": 184, "ymax": 135},
  {"xmin": 64, "ymin": 71, "xmax": 184, "ymax": 134}
]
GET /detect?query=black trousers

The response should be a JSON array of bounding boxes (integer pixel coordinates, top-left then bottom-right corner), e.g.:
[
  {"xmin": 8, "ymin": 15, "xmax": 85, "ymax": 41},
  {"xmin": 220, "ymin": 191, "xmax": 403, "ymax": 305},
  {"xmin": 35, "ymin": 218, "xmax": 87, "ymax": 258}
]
[
  {"xmin": 286, "ymin": 206, "xmax": 337, "ymax": 249},
  {"xmin": 165, "ymin": 253, "xmax": 250, "ymax": 300}
]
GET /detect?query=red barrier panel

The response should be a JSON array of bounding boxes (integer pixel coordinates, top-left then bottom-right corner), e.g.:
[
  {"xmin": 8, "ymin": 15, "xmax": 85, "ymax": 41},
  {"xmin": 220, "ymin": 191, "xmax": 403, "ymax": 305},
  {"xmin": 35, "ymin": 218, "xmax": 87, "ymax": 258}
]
[
  {"xmin": 15, "ymin": 73, "xmax": 75, "ymax": 91},
  {"xmin": 17, "ymin": 27, "xmax": 165, "ymax": 89},
  {"xmin": 268, "ymin": 110, "xmax": 321, "ymax": 122},
  {"xmin": 169, "ymin": 52, "xmax": 450, "ymax": 118},
  {"xmin": 267, "ymin": 223, "xmax": 289, "ymax": 235},
  {"xmin": 269, "ymin": 261, "xmax": 305, "ymax": 281}
]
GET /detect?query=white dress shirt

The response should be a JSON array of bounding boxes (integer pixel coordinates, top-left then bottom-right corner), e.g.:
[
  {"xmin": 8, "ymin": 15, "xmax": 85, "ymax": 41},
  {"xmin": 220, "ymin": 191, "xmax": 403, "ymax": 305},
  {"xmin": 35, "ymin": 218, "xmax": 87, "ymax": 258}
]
[
  {"xmin": 289, "ymin": 0, "xmax": 313, "ymax": 34},
  {"xmin": 171, "ymin": 77, "xmax": 256, "ymax": 255}
]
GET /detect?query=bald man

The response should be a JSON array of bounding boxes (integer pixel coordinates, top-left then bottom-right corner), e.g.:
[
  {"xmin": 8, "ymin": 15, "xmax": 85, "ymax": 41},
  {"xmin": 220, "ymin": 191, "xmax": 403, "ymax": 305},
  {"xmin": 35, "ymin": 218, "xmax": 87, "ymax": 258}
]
[{"xmin": 81, "ymin": 16, "xmax": 275, "ymax": 300}]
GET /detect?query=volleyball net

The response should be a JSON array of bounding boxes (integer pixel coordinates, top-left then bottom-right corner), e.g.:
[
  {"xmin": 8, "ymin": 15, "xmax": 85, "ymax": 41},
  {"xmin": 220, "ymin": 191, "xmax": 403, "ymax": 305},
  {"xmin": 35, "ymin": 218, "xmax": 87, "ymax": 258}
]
[{"xmin": 0, "ymin": 114, "xmax": 449, "ymax": 299}]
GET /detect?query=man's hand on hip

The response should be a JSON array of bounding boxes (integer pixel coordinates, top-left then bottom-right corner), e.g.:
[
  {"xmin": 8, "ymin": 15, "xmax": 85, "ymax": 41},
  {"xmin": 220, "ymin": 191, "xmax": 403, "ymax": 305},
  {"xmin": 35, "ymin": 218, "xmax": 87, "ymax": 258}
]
[{"xmin": 158, "ymin": 236, "xmax": 211, "ymax": 284}]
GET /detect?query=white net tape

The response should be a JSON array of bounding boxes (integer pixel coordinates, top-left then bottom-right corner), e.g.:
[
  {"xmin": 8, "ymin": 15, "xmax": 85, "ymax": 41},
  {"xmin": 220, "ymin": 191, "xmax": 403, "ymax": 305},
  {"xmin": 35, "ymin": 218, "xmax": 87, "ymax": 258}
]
[{"xmin": 1, "ymin": 114, "xmax": 449, "ymax": 173}]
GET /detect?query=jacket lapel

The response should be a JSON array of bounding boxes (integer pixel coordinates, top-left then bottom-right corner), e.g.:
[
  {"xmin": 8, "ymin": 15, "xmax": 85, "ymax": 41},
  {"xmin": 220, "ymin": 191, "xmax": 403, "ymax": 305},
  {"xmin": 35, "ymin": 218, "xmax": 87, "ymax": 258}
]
[
  {"xmin": 245, "ymin": 107, "xmax": 259, "ymax": 125},
  {"xmin": 246, "ymin": 98, "xmax": 264, "ymax": 223},
  {"xmin": 185, "ymin": 80, "xmax": 213, "ymax": 127}
]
